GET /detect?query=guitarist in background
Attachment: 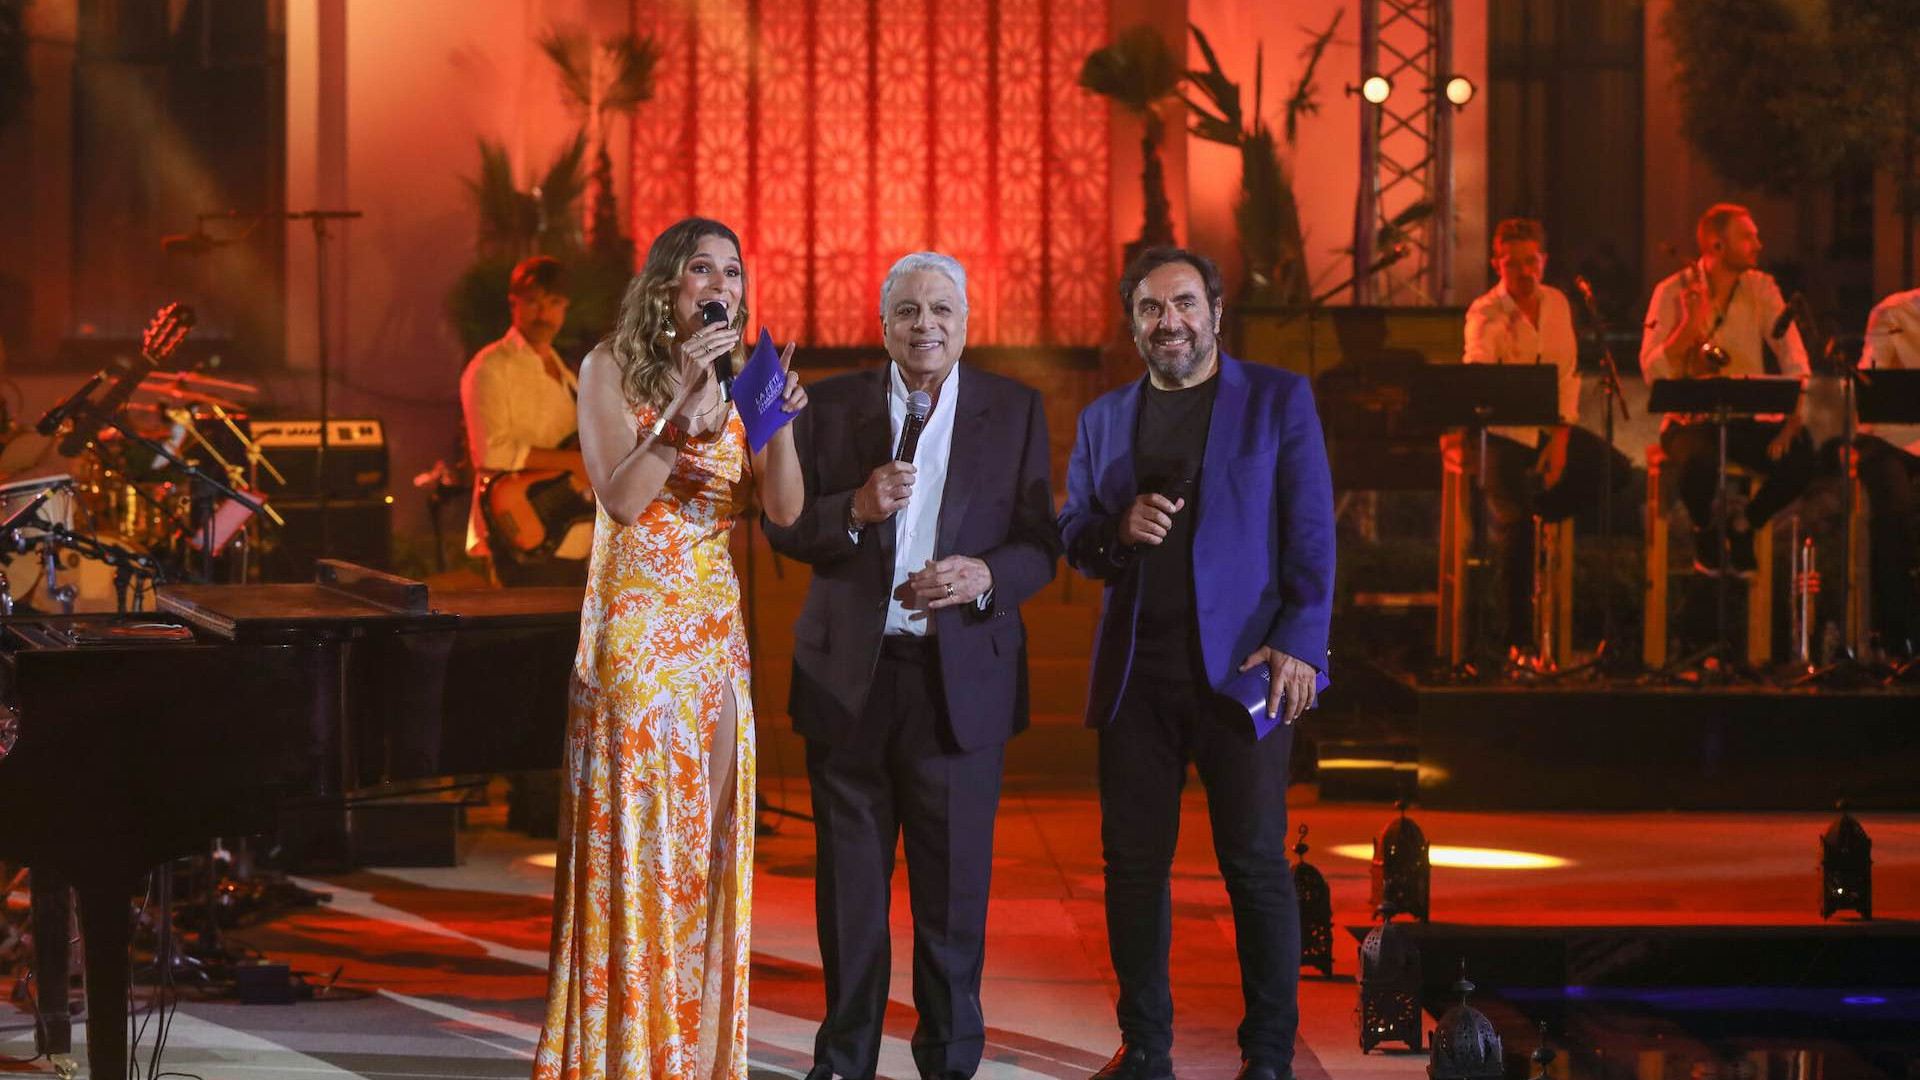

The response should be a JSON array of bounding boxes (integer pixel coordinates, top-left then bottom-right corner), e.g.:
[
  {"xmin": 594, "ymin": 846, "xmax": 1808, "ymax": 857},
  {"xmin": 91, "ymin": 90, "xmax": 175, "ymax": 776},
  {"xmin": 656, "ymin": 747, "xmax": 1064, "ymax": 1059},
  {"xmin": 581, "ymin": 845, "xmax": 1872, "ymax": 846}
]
[{"xmin": 460, "ymin": 255, "xmax": 593, "ymax": 586}]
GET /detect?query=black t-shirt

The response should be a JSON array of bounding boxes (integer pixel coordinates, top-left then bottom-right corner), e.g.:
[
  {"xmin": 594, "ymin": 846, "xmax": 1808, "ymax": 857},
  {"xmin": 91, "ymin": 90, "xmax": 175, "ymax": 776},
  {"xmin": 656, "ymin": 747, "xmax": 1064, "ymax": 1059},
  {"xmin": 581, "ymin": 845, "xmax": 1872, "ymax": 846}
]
[{"xmin": 1130, "ymin": 371, "xmax": 1219, "ymax": 679}]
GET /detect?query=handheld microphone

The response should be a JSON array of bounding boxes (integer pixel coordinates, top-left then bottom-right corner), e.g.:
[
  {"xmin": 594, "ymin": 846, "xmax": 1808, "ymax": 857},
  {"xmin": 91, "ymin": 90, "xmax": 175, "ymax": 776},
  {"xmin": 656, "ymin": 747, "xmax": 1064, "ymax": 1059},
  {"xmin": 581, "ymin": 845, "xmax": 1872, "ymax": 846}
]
[
  {"xmin": 36, "ymin": 371, "xmax": 107, "ymax": 435},
  {"xmin": 701, "ymin": 299, "xmax": 734, "ymax": 401},
  {"xmin": 895, "ymin": 391, "xmax": 932, "ymax": 463},
  {"xmin": 1771, "ymin": 292, "xmax": 1804, "ymax": 339}
]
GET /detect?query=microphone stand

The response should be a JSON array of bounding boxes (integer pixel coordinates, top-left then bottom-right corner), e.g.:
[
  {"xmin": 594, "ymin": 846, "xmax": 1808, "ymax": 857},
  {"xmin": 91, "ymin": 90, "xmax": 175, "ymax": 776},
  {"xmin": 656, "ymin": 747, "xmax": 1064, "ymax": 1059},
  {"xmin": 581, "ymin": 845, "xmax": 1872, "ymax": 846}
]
[
  {"xmin": 198, "ymin": 208, "xmax": 362, "ymax": 562},
  {"xmin": 1569, "ymin": 281, "xmax": 1632, "ymax": 676},
  {"xmin": 1790, "ymin": 300, "xmax": 1875, "ymax": 687}
]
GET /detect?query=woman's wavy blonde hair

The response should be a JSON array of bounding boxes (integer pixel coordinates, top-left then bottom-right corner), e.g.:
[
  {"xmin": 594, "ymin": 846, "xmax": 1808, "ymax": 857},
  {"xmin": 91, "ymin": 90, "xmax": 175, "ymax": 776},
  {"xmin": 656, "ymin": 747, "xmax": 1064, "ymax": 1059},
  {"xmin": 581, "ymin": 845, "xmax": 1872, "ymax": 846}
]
[{"xmin": 605, "ymin": 217, "xmax": 749, "ymax": 412}]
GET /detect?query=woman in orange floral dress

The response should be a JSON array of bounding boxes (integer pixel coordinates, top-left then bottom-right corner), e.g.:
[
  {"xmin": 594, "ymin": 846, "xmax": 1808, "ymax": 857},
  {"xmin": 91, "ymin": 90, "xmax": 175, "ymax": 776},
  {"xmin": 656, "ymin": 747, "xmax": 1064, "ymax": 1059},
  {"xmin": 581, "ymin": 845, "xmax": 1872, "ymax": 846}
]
[{"xmin": 535, "ymin": 217, "xmax": 806, "ymax": 1080}]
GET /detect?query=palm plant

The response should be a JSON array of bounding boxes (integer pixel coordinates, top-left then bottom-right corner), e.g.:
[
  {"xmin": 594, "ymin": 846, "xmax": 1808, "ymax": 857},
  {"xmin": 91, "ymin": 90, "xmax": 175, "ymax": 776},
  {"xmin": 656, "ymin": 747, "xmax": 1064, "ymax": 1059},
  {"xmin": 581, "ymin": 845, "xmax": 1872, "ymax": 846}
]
[
  {"xmin": 463, "ymin": 131, "xmax": 587, "ymax": 261},
  {"xmin": 540, "ymin": 26, "xmax": 659, "ymax": 256},
  {"xmin": 1181, "ymin": 13, "xmax": 1342, "ymax": 305},
  {"xmin": 1080, "ymin": 26, "xmax": 1184, "ymax": 267}
]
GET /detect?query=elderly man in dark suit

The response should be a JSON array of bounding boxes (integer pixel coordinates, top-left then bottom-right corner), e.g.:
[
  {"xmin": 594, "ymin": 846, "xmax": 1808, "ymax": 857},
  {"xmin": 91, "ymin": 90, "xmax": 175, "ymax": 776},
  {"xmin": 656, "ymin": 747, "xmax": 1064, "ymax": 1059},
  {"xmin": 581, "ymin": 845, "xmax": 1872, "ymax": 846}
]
[{"xmin": 763, "ymin": 251, "xmax": 1060, "ymax": 1080}]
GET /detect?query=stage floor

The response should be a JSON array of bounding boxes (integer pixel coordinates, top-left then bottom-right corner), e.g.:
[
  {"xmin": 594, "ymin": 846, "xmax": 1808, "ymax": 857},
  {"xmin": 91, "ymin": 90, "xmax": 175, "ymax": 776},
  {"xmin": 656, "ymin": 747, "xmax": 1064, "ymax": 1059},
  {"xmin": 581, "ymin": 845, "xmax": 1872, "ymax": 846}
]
[{"xmin": 4, "ymin": 784, "xmax": 1917, "ymax": 1080}]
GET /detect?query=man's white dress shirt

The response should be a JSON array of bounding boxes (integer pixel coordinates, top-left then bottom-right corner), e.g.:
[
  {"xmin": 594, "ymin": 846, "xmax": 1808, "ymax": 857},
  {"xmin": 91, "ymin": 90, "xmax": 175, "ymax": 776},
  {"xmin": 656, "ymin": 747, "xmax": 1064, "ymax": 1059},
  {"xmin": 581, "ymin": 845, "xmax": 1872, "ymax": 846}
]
[
  {"xmin": 1463, "ymin": 281, "xmax": 1581, "ymax": 443},
  {"xmin": 879, "ymin": 361, "xmax": 958, "ymax": 637},
  {"xmin": 1639, "ymin": 266, "xmax": 1810, "ymax": 424},
  {"xmin": 459, "ymin": 327, "xmax": 589, "ymax": 559}
]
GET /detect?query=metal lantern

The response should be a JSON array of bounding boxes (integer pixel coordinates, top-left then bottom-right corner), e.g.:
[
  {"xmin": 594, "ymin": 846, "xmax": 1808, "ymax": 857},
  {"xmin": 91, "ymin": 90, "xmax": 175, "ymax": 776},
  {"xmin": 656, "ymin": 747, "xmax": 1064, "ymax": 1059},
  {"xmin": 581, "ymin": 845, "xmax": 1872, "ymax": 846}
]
[
  {"xmin": 1428, "ymin": 961, "xmax": 1504, "ymax": 1080},
  {"xmin": 1294, "ymin": 824, "xmax": 1335, "ymax": 977},
  {"xmin": 1820, "ymin": 800, "xmax": 1873, "ymax": 920},
  {"xmin": 1359, "ymin": 917, "xmax": 1422, "ymax": 1052},
  {"xmin": 1370, "ymin": 800, "xmax": 1431, "ymax": 922},
  {"xmin": 1526, "ymin": 1023, "xmax": 1556, "ymax": 1080}
]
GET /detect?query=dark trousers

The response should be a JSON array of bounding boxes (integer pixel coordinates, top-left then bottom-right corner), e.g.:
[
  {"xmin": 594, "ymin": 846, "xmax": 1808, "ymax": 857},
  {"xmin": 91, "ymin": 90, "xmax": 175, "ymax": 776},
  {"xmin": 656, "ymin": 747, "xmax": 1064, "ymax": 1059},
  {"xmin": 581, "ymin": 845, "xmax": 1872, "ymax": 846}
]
[
  {"xmin": 1661, "ymin": 418, "xmax": 1816, "ymax": 544},
  {"xmin": 1460, "ymin": 434, "xmax": 1542, "ymax": 648},
  {"xmin": 1859, "ymin": 435, "xmax": 1920, "ymax": 653},
  {"xmin": 1460, "ymin": 430, "xmax": 1623, "ymax": 647},
  {"xmin": 806, "ymin": 636, "xmax": 1005, "ymax": 1080},
  {"xmin": 1099, "ymin": 671, "xmax": 1298, "ymax": 1064}
]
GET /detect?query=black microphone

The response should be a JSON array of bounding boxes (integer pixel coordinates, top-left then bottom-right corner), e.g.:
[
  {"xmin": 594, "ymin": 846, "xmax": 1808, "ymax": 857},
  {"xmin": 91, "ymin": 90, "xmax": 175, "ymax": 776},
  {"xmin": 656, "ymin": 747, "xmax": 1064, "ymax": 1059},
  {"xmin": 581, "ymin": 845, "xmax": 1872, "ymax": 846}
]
[
  {"xmin": 701, "ymin": 299, "xmax": 734, "ymax": 401},
  {"xmin": 35, "ymin": 371, "xmax": 107, "ymax": 435},
  {"xmin": 1772, "ymin": 292, "xmax": 1804, "ymax": 339},
  {"xmin": 895, "ymin": 391, "xmax": 932, "ymax": 463}
]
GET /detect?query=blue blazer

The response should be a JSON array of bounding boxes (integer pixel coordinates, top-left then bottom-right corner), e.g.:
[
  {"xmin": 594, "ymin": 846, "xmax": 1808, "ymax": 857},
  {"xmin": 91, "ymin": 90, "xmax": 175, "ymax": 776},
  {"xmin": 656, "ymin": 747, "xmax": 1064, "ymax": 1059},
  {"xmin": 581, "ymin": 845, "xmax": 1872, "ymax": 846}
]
[{"xmin": 1058, "ymin": 353, "xmax": 1335, "ymax": 728}]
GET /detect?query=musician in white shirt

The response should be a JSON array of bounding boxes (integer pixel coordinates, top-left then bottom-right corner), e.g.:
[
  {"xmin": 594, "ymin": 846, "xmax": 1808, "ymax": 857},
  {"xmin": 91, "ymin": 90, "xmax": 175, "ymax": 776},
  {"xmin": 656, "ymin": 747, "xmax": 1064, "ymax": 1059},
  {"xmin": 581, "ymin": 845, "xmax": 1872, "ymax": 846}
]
[
  {"xmin": 1460, "ymin": 218, "xmax": 1585, "ymax": 649},
  {"xmin": 1638, "ymin": 204, "xmax": 1815, "ymax": 575},
  {"xmin": 1856, "ymin": 287, "xmax": 1920, "ymax": 654},
  {"xmin": 459, "ymin": 255, "xmax": 593, "ymax": 585}
]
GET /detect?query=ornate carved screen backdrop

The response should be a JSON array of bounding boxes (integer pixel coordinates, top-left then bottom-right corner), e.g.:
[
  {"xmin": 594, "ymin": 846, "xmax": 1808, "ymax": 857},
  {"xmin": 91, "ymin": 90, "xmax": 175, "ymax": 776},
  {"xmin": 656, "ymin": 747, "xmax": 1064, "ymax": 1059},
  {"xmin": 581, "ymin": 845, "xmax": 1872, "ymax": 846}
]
[{"xmin": 629, "ymin": 0, "xmax": 1111, "ymax": 347}]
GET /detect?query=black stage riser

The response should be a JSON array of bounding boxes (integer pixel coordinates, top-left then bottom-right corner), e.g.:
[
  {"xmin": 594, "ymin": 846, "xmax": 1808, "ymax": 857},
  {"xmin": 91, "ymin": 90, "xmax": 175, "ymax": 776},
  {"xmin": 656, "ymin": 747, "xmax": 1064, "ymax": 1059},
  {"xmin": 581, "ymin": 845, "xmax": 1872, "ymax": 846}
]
[{"xmin": 1415, "ymin": 685, "xmax": 1920, "ymax": 810}]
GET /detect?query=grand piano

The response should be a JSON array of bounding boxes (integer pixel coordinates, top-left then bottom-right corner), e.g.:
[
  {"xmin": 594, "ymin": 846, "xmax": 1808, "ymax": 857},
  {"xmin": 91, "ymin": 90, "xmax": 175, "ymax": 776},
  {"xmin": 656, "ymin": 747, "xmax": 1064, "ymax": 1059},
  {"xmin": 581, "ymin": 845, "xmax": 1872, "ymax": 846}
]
[{"xmin": 0, "ymin": 561, "xmax": 581, "ymax": 1079}]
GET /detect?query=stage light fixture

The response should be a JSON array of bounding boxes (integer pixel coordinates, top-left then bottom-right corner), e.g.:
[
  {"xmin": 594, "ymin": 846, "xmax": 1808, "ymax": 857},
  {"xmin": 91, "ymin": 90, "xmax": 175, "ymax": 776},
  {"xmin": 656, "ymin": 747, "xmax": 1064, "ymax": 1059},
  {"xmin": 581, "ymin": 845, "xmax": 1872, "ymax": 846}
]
[
  {"xmin": 1429, "ymin": 962, "xmax": 1504, "ymax": 1080},
  {"xmin": 1368, "ymin": 801, "xmax": 1431, "ymax": 922},
  {"xmin": 1358, "ymin": 918, "xmax": 1422, "ymax": 1052},
  {"xmin": 1293, "ymin": 824, "xmax": 1335, "ymax": 977},
  {"xmin": 1361, "ymin": 74, "xmax": 1394, "ymax": 104},
  {"xmin": 525, "ymin": 852, "xmax": 558, "ymax": 870},
  {"xmin": 1820, "ymin": 800, "xmax": 1872, "ymax": 920},
  {"xmin": 1443, "ymin": 75, "xmax": 1476, "ymax": 108}
]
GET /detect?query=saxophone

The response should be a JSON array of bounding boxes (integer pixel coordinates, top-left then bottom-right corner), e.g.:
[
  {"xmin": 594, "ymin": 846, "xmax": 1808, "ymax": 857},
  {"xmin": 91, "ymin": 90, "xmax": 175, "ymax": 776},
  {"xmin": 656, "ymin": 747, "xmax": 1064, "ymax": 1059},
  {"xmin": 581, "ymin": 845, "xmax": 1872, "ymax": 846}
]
[{"xmin": 1678, "ymin": 260, "xmax": 1733, "ymax": 378}]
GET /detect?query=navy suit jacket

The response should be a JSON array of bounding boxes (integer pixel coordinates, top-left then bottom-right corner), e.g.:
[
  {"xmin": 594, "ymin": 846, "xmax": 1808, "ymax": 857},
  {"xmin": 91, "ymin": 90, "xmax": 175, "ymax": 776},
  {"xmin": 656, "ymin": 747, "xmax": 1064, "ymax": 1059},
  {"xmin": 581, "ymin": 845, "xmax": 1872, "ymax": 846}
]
[
  {"xmin": 1058, "ymin": 353, "xmax": 1335, "ymax": 728},
  {"xmin": 763, "ymin": 363, "xmax": 1060, "ymax": 751}
]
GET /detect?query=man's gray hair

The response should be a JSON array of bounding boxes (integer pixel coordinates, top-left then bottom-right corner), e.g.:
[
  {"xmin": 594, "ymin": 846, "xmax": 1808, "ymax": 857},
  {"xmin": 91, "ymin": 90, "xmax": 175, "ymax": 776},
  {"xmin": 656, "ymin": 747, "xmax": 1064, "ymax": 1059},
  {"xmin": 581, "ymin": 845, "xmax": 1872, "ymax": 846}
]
[{"xmin": 880, "ymin": 251, "xmax": 969, "ymax": 320}]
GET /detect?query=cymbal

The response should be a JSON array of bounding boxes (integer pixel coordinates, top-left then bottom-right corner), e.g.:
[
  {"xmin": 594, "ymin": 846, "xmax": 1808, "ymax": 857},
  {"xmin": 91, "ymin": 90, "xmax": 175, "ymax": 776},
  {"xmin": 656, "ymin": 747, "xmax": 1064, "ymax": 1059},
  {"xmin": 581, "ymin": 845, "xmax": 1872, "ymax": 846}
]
[
  {"xmin": 140, "ymin": 370, "xmax": 259, "ymax": 396},
  {"xmin": 132, "ymin": 386, "xmax": 248, "ymax": 412}
]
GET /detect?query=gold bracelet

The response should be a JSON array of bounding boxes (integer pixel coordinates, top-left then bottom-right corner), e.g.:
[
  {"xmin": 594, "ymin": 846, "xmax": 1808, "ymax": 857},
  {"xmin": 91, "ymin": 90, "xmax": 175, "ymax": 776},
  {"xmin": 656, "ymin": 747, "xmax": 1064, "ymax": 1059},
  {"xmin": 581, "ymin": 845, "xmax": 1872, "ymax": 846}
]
[{"xmin": 647, "ymin": 415, "xmax": 684, "ymax": 447}]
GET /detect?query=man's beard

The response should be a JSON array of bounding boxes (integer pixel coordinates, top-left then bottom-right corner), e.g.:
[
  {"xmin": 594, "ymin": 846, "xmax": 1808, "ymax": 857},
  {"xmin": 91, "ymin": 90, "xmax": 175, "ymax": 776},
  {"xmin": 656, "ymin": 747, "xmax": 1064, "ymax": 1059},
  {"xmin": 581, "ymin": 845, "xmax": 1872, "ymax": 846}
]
[{"xmin": 1142, "ymin": 331, "xmax": 1212, "ymax": 382}]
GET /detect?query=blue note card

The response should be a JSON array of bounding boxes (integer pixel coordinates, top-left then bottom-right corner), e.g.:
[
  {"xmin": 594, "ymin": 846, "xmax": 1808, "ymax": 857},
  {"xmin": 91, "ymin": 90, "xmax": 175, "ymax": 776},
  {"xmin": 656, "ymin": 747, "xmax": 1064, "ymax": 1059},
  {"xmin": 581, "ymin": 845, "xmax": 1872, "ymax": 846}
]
[
  {"xmin": 1222, "ymin": 663, "xmax": 1332, "ymax": 740},
  {"xmin": 734, "ymin": 329, "xmax": 800, "ymax": 453}
]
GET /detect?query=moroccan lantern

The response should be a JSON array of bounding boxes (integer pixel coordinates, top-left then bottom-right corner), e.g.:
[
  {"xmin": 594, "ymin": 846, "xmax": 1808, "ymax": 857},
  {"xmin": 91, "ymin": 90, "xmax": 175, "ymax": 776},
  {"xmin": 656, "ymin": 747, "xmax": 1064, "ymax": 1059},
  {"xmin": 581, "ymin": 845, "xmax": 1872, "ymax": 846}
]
[
  {"xmin": 1820, "ymin": 800, "xmax": 1872, "ymax": 920},
  {"xmin": 1371, "ymin": 800, "xmax": 1431, "ymax": 922}
]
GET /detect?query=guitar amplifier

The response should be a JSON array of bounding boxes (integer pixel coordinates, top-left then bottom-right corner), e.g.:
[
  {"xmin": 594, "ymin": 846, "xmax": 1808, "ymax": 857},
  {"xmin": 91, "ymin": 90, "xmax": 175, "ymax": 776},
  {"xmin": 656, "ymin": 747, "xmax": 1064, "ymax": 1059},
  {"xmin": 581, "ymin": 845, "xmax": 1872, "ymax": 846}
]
[
  {"xmin": 252, "ymin": 418, "xmax": 390, "ymax": 498},
  {"xmin": 259, "ymin": 498, "xmax": 393, "ymax": 582}
]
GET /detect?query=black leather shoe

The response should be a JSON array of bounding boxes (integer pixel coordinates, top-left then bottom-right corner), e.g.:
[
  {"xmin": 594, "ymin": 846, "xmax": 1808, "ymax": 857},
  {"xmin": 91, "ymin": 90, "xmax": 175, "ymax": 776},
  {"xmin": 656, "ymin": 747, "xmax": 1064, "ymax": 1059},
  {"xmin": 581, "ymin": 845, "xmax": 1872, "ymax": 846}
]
[
  {"xmin": 1091, "ymin": 1043, "xmax": 1174, "ymax": 1080},
  {"xmin": 1232, "ymin": 1061, "xmax": 1291, "ymax": 1080},
  {"xmin": 803, "ymin": 1065, "xmax": 836, "ymax": 1080}
]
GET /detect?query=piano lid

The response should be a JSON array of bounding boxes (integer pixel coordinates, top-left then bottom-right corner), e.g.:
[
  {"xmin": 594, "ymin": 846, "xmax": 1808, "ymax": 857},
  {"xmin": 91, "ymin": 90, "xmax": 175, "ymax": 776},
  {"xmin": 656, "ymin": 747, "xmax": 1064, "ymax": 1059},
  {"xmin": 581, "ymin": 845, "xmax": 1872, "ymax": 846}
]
[{"xmin": 159, "ymin": 560, "xmax": 448, "ymax": 640}]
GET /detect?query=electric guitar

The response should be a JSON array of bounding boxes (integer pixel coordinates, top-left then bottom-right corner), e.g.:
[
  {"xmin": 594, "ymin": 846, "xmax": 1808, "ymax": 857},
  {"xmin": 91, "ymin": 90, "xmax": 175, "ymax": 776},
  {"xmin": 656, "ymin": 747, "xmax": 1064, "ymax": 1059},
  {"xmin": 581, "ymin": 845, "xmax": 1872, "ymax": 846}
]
[{"xmin": 478, "ymin": 435, "xmax": 594, "ymax": 562}]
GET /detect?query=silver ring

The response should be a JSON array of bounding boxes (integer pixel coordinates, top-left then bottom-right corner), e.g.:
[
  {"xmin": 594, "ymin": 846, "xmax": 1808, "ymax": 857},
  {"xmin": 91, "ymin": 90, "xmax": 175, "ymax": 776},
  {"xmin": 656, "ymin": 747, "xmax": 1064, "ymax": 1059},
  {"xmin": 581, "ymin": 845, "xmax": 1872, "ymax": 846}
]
[{"xmin": 945, "ymin": 583, "xmax": 955, "ymax": 599}]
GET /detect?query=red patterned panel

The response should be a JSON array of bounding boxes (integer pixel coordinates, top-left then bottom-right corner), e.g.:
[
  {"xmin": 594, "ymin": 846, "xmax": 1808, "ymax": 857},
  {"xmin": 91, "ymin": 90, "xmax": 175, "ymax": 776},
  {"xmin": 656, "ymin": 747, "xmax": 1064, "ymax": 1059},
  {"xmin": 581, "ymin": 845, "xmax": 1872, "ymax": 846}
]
[
  {"xmin": 753, "ymin": 0, "xmax": 810, "ymax": 342},
  {"xmin": 630, "ymin": 0, "xmax": 694, "ymax": 256},
  {"xmin": 626, "ymin": 0, "xmax": 1108, "ymax": 346},
  {"xmin": 927, "ymin": 0, "xmax": 992, "ymax": 340},
  {"xmin": 1045, "ymin": 0, "xmax": 1110, "ymax": 345},
  {"xmin": 994, "ymin": 0, "xmax": 1046, "ymax": 346},
  {"xmin": 810, "ymin": 0, "xmax": 871, "ymax": 346},
  {"xmin": 693, "ymin": 0, "xmax": 752, "ymax": 239},
  {"xmin": 872, "ymin": 0, "xmax": 928, "ymax": 331}
]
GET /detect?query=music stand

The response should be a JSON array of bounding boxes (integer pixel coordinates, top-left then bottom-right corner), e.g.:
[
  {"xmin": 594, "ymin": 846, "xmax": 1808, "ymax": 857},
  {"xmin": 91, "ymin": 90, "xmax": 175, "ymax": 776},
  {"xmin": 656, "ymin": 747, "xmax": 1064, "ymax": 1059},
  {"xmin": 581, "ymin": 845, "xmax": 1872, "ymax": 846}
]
[
  {"xmin": 1855, "ymin": 369, "xmax": 1920, "ymax": 683},
  {"xmin": 1645, "ymin": 377, "xmax": 1802, "ymax": 680},
  {"xmin": 1418, "ymin": 363, "xmax": 1561, "ymax": 677}
]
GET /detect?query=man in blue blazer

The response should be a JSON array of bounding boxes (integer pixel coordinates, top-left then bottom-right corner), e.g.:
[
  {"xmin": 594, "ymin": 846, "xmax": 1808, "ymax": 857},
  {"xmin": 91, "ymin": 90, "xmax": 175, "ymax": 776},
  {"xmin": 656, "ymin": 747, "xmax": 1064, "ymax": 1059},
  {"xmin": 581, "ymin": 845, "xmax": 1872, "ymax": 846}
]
[{"xmin": 1058, "ymin": 247, "xmax": 1335, "ymax": 1080}]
